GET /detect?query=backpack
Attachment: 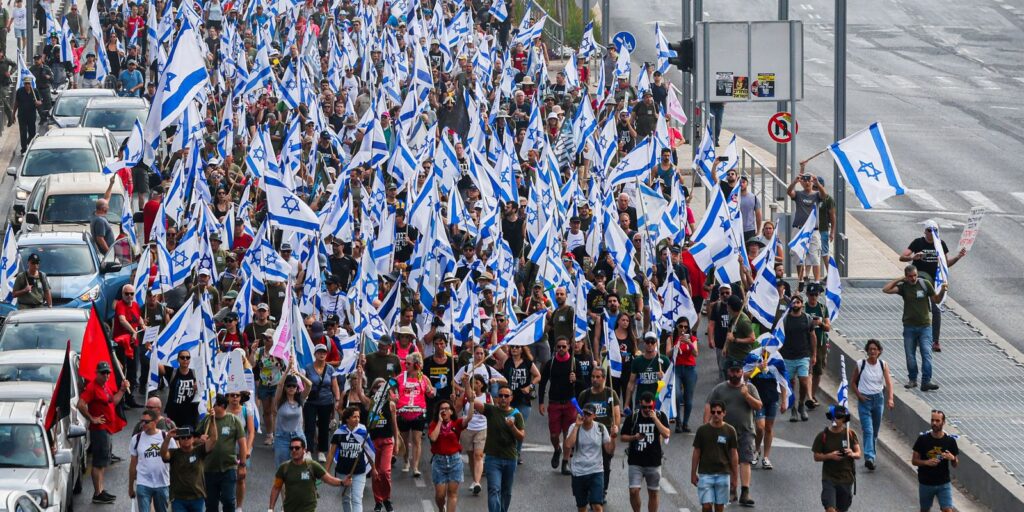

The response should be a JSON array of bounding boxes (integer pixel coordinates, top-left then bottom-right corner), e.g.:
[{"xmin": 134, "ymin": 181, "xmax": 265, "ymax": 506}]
[{"xmin": 852, "ymin": 359, "xmax": 885, "ymax": 388}]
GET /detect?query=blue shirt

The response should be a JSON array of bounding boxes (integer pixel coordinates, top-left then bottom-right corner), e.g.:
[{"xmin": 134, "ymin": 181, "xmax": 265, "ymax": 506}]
[{"xmin": 118, "ymin": 69, "xmax": 143, "ymax": 97}]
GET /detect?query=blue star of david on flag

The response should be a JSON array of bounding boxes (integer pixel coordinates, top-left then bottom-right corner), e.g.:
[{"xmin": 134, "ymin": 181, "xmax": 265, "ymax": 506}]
[
  {"xmin": 172, "ymin": 252, "xmax": 188, "ymax": 268},
  {"xmin": 281, "ymin": 196, "xmax": 301, "ymax": 215},
  {"xmin": 856, "ymin": 160, "xmax": 881, "ymax": 180}
]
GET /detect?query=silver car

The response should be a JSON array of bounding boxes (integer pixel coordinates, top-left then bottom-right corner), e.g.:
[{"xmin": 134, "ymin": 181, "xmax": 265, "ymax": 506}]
[
  {"xmin": 77, "ymin": 97, "xmax": 148, "ymax": 145},
  {"xmin": 44, "ymin": 127, "xmax": 118, "ymax": 162},
  {"xmin": 49, "ymin": 89, "xmax": 115, "ymax": 129},
  {"xmin": 7, "ymin": 136, "xmax": 102, "ymax": 216}
]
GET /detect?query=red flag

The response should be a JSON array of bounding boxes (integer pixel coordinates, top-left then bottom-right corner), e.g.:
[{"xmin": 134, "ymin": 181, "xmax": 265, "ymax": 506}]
[
  {"xmin": 44, "ymin": 340, "xmax": 73, "ymax": 431},
  {"xmin": 78, "ymin": 303, "xmax": 127, "ymax": 432}
]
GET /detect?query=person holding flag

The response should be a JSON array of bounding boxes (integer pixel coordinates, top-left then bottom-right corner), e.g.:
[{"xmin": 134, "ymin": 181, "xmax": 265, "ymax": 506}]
[
  {"xmin": 77, "ymin": 361, "xmax": 131, "ymax": 505},
  {"xmin": 705, "ymin": 361, "xmax": 762, "ymax": 507},
  {"xmin": 811, "ymin": 405, "xmax": 861, "ymax": 512},
  {"xmin": 899, "ymin": 220, "xmax": 967, "ymax": 353}
]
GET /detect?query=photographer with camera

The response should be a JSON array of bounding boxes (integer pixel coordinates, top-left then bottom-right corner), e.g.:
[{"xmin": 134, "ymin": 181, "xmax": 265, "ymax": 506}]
[
  {"xmin": 812, "ymin": 405, "xmax": 861, "ymax": 512},
  {"xmin": 787, "ymin": 163, "xmax": 829, "ymax": 292}
]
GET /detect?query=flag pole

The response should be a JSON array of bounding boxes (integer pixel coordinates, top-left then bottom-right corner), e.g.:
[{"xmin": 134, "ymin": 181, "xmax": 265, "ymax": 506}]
[{"xmin": 799, "ymin": 147, "xmax": 830, "ymax": 166}]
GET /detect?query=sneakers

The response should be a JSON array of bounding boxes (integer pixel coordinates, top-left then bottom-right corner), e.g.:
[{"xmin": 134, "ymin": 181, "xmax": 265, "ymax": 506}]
[
  {"xmin": 805, "ymin": 399, "xmax": 819, "ymax": 410},
  {"xmin": 865, "ymin": 458, "xmax": 876, "ymax": 471},
  {"xmin": 800, "ymin": 409, "xmax": 809, "ymax": 422},
  {"xmin": 739, "ymin": 488, "xmax": 755, "ymax": 507},
  {"xmin": 681, "ymin": 424, "xmax": 691, "ymax": 433},
  {"xmin": 402, "ymin": 461, "xmax": 410, "ymax": 473},
  {"xmin": 383, "ymin": 500, "xmax": 395, "ymax": 512},
  {"xmin": 751, "ymin": 450, "xmax": 760, "ymax": 466},
  {"xmin": 110, "ymin": 453, "xmax": 123, "ymax": 463},
  {"xmin": 374, "ymin": 503, "xmax": 383, "ymax": 512},
  {"xmin": 789, "ymin": 408, "xmax": 799, "ymax": 422},
  {"xmin": 413, "ymin": 469, "xmax": 422, "ymax": 478},
  {"xmin": 675, "ymin": 423, "xmax": 684, "ymax": 434},
  {"xmin": 905, "ymin": 380, "xmax": 918, "ymax": 389},
  {"xmin": 561, "ymin": 459, "xmax": 570, "ymax": 475},
  {"xmin": 921, "ymin": 382, "xmax": 940, "ymax": 391},
  {"xmin": 551, "ymin": 447, "xmax": 561, "ymax": 469},
  {"xmin": 762, "ymin": 457, "xmax": 773, "ymax": 470},
  {"xmin": 471, "ymin": 482, "xmax": 482, "ymax": 495},
  {"xmin": 92, "ymin": 491, "xmax": 116, "ymax": 504},
  {"xmin": 264, "ymin": 434, "xmax": 274, "ymax": 446}
]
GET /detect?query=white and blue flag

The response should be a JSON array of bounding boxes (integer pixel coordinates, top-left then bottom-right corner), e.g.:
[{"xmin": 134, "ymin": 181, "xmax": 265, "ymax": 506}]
[
  {"xmin": 826, "ymin": 256, "xmax": 842, "ymax": 322},
  {"xmin": 0, "ymin": 225, "xmax": 19, "ymax": 302},
  {"xmin": 828, "ymin": 122, "xmax": 905, "ymax": 209},
  {"xmin": 788, "ymin": 204, "xmax": 818, "ymax": 264}
]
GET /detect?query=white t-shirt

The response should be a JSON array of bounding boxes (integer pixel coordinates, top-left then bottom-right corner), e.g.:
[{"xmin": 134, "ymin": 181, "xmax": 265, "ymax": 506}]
[
  {"xmin": 12, "ymin": 7, "xmax": 26, "ymax": 30},
  {"xmin": 129, "ymin": 430, "xmax": 176, "ymax": 488}
]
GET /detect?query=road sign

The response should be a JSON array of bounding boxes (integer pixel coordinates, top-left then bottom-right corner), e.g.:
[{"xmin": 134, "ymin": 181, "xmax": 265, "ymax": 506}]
[
  {"xmin": 768, "ymin": 112, "xmax": 798, "ymax": 143},
  {"xmin": 613, "ymin": 31, "xmax": 636, "ymax": 53}
]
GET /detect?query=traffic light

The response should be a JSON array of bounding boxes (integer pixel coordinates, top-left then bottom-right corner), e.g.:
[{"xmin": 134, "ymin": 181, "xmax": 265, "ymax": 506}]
[{"xmin": 668, "ymin": 38, "xmax": 695, "ymax": 73}]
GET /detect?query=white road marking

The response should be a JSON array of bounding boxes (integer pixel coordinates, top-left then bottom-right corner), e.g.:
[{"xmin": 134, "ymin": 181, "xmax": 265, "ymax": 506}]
[
  {"xmin": 848, "ymin": 74, "xmax": 879, "ymax": 88},
  {"xmin": 520, "ymin": 443, "xmax": 555, "ymax": 453},
  {"xmin": 661, "ymin": 477, "xmax": 678, "ymax": 494},
  {"xmin": 1010, "ymin": 192, "xmax": 1024, "ymax": 206},
  {"xmin": 808, "ymin": 72, "xmax": 832, "ymax": 86},
  {"xmin": 886, "ymin": 75, "xmax": 921, "ymax": 89},
  {"xmin": 957, "ymin": 190, "xmax": 1002, "ymax": 213},
  {"xmin": 991, "ymin": 105, "xmax": 1021, "ymax": 110},
  {"xmin": 932, "ymin": 76, "xmax": 960, "ymax": 88},
  {"xmin": 421, "ymin": 499, "xmax": 434, "ymax": 512},
  {"xmin": 680, "ymin": 509, "xmax": 692, "ymax": 512},
  {"xmin": 969, "ymin": 77, "xmax": 1000, "ymax": 90},
  {"xmin": 1013, "ymin": 77, "xmax": 1024, "ymax": 85},
  {"xmin": 771, "ymin": 437, "xmax": 812, "ymax": 449},
  {"xmin": 906, "ymin": 189, "xmax": 946, "ymax": 211}
]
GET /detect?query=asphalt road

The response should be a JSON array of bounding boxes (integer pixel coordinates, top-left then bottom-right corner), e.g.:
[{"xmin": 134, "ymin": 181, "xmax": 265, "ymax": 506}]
[
  {"xmin": 605, "ymin": 0, "xmax": 1024, "ymax": 353},
  {"xmin": 70, "ymin": 325, "xmax": 929, "ymax": 512}
]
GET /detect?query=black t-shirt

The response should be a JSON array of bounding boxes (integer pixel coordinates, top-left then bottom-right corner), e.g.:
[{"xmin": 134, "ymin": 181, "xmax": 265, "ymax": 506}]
[
  {"xmin": 622, "ymin": 410, "xmax": 669, "ymax": 467},
  {"xmin": 328, "ymin": 255, "xmax": 358, "ymax": 291},
  {"xmin": 913, "ymin": 432, "xmax": 959, "ymax": 486},
  {"xmin": 394, "ymin": 225, "xmax": 420, "ymax": 263},
  {"xmin": 711, "ymin": 302, "xmax": 731, "ymax": 349},
  {"xmin": 330, "ymin": 428, "xmax": 369, "ymax": 475},
  {"xmin": 423, "ymin": 356, "xmax": 454, "ymax": 403},
  {"xmin": 586, "ymin": 288, "xmax": 607, "ymax": 315},
  {"xmin": 501, "ymin": 216, "xmax": 526, "ymax": 257},
  {"xmin": 907, "ymin": 237, "xmax": 948, "ymax": 282},
  {"xmin": 369, "ymin": 401, "xmax": 394, "ymax": 440},
  {"xmin": 780, "ymin": 313, "xmax": 813, "ymax": 360},
  {"xmin": 501, "ymin": 358, "xmax": 534, "ymax": 408}
]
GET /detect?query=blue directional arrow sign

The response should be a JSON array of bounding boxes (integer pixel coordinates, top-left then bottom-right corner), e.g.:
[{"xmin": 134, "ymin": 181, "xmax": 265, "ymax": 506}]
[{"xmin": 613, "ymin": 31, "xmax": 636, "ymax": 53}]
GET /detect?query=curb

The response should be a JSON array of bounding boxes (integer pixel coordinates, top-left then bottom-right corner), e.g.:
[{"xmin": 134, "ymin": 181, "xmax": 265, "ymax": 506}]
[{"xmin": 825, "ymin": 316, "xmax": 1024, "ymax": 512}]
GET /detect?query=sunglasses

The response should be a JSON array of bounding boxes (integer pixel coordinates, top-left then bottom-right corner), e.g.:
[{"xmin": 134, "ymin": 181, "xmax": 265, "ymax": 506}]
[
  {"xmin": 556, "ymin": 345, "xmax": 568, "ymax": 349},
  {"xmin": 227, "ymin": 394, "xmax": 240, "ymax": 398},
  {"xmin": 641, "ymin": 405, "xmax": 654, "ymax": 411},
  {"xmin": 710, "ymin": 410, "xmax": 724, "ymax": 415},
  {"xmin": 286, "ymin": 384, "xmax": 298, "ymax": 389},
  {"xmin": 645, "ymin": 340, "xmax": 658, "ymax": 344},
  {"xmin": 179, "ymin": 355, "xmax": 191, "ymax": 360},
  {"xmin": 497, "ymin": 394, "xmax": 512, "ymax": 398},
  {"xmin": 289, "ymin": 446, "xmax": 304, "ymax": 451}
]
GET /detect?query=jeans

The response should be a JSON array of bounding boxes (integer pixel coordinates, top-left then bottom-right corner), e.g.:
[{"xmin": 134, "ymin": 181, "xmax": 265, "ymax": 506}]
[
  {"xmin": 341, "ymin": 472, "xmax": 367, "ymax": 512},
  {"xmin": 903, "ymin": 325, "xmax": 933, "ymax": 384},
  {"xmin": 303, "ymin": 402, "xmax": 334, "ymax": 453},
  {"xmin": 171, "ymin": 498, "xmax": 205, "ymax": 512},
  {"xmin": 675, "ymin": 365, "xmax": 698, "ymax": 426},
  {"xmin": 484, "ymin": 456, "xmax": 518, "ymax": 512},
  {"xmin": 372, "ymin": 437, "xmax": 394, "ymax": 503},
  {"xmin": 136, "ymin": 484, "xmax": 169, "ymax": 512},
  {"xmin": 274, "ymin": 430, "xmax": 305, "ymax": 467},
  {"xmin": 932, "ymin": 303, "xmax": 942, "ymax": 344},
  {"xmin": 858, "ymin": 393, "xmax": 884, "ymax": 461},
  {"xmin": 203, "ymin": 469, "xmax": 237, "ymax": 512},
  {"xmin": 919, "ymin": 482, "xmax": 954, "ymax": 510},
  {"xmin": 515, "ymin": 405, "xmax": 531, "ymax": 456}
]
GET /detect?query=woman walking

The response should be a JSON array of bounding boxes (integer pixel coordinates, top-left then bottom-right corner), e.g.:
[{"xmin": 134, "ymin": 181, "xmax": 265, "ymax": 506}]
[
  {"xmin": 303, "ymin": 343, "xmax": 341, "ymax": 462},
  {"xmin": 225, "ymin": 390, "xmax": 255, "ymax": 510},
  {"xmin": 369, "ymin": 377, "xmax": 400, "ymax": 512},
  {"xmin": 850, "ymin": 339, "xmax": 895, "ymax": 470},
  {"xmin": 612, "ymin": 314, "xmax": 638, "ymax": 401},
  {"xmin": 273, "ymin": 369, "xmax": 312, "ymax": 467},
  {"xmin": 396, "ymin": 352, "xmax": 434, "ymax": 478},
  {"xmin": 671, "ymin": 318, "xmax": 699, "ymax": 433},
  {"xmin": 457, "ymin": 374, "xmax": 489, "ymax": 496},
  {"xmin": 428, "ymin": 398, "xmax": 471, "ymax": 512},
  {"xmin": 501, "ymin": 345, "xmax": 540, "ymax": 458},
  {"xmin": 327, "ymin": 406, "xmax": 376, "ymax": 512}
]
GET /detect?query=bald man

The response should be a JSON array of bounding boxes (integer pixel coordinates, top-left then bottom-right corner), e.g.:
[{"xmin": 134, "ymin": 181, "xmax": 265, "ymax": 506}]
[{"xmin": 616, "ymin": 193, "xmax": 638, "ymax": 231}]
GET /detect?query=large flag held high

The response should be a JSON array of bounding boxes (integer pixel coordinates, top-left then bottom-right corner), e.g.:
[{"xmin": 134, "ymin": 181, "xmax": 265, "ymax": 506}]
[{"xmin": 828, "ymin": 122, "xmax": 905, "ymax": 209}]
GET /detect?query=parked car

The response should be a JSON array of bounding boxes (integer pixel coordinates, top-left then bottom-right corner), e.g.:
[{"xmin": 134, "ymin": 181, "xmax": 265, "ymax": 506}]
[
  {"xmin": 43, "ymin": 128, "xmax": 118, "ymax": 162},
  {"xmin": 78, "ymin": 97, "xmax": 148, "ymax": 145},
  {"xmin": 0, "ymin": 233, "xmax": 136, "ymax": 321},
  {"xmin": 0, "ymin": 309, "xmax": 89, "ymax": 352},
  {"xmin": 0, "ymin": 401, "xmax": 82, "ymax": 512},
  {"xmin": 0, "ymin": 352, "xmax": 86, "ymax": 498},
  {"xmin": 49, "ymin": 88, "xmax": 115, "ymax": 129},
  {"xmin": 16, "ymin": 173, "xmax": 128, "ymax": 235},
  {"xmin": 7, "ymin": 136, "xmax": 103, "ymax": 220},
  {"xmin": 0, "ymin": 489, "xmax": 55, "ymax": 511}
]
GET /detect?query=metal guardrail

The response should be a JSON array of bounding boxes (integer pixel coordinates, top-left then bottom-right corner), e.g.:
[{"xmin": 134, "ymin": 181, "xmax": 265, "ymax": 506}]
[{"xmin": 739, "ymin": 146, "xmax": 790, "ymax": 225}]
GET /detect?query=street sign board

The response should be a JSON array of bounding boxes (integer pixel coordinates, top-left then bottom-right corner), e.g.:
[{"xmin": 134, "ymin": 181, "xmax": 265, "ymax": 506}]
[
  {"xmin": 768, "ymin": 112, "xmax": 798, "ymax": 143},
  {"xmin": 613, "ymin": 31, "xmax": 636, "ymax": 53},
  {"xmin": 695, "ymin": 21, "xmax": 804, "ymax": 103}
]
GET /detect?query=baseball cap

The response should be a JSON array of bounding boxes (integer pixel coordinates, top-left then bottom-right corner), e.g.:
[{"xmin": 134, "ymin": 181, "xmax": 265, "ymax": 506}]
[
  {"xmin": 256, "ymin": 303, "xmax": 270, "ymax": 311},
  {"xmin": 314, "ymin": 343, "xmax": 328, "ymax": 353},
  {"xmin": 96, "ymin": 361, "xmax": 112, "ymax": 373},
  {"xmin": 27, "ymin": 253, "xmax": 40, "ymax": 263},
  {"xmin": 378, "ymin": 334, "xmax": 394, "ymax": 345}
]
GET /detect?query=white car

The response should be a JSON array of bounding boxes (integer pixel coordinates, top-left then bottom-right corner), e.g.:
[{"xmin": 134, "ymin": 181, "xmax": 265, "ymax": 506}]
[
  {"xmin": 0, "ymin": 489, "xmax": 51, "ymax": 511},
  {"xmin": 49, "ymin": 89, "xmax": 115, "ymax": 129},
  {"xmin": 0, "ymin": 401, "xmax": 82, "ymax": 512},
  {"xmin": 7, "ymin": 136, "xmax": 103, "ymax": 218}
]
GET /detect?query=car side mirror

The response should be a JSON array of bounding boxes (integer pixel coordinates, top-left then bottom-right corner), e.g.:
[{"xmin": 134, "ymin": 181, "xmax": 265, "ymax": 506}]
[
  {"xmin": 67, "ymin": 425, "xmax": 87, "ymax": 439},
  {"xmin": 24, "ymin": 212, "xmax": 39, "ymax": 225},
  {"xmin": 55, "ymin": 449, "xmax": 73, "ymax": 465},
  {"xmin": 101, "ymin": 261, "xmax": 122, "ymax": 274},
  {"xmin": 6, "ymin": 167, "xmax": 14, "ymax": 176}
]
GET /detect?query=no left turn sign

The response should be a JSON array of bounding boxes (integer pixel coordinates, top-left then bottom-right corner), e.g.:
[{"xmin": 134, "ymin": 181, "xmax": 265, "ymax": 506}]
[{"xmin": 768, "ymin": 112, "xmax": 798, "ymax": 143}]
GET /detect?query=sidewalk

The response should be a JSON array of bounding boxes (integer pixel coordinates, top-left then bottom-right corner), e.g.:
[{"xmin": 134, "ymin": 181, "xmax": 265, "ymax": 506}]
[{"xmin": 697, "ymin": 131, "xmax": 1023, "ymax": 511}]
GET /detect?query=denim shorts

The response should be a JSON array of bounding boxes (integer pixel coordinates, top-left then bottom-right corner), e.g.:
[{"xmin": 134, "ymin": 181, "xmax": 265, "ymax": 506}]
[
  {"xmin": 627, "ymin": 465, "xmax": 661, "ymax": 490},
  {"xmin": 571, "ymin": 472, "xmax": 604, "ymax": 507},
  {"xmin": 919, "ymin": 482, "xmax": 953, "ymax": 510},
  {"xmin": 755, "ymin": 394, "xmax": 780, "ymax": 420},
  {"xmin": 697, "ymin": 473, "xmax": 730, "ymax": 505},
  {"xmin": 257, "ymin": 384, "xmax": 277, "ymax": 400},
  {"xmin": 431, "ymin": 454, "xmax": 463, "ymax": 484},
  {"xmin": 784, "ymin": 357, "xmax": 811, "ymax": 378}
]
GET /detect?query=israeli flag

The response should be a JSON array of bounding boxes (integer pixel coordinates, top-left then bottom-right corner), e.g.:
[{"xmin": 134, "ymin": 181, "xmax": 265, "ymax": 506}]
[
  {"xmin": 930, "ymin": 226, "xmax": 950, "ymax": 305},
  {"xmin": 16, "ymin": 50, "xmax": 34, "ymax": 88},
  {"xmin": 120, "ymin": 199, "xmax": 138, "ymax": 249},
  {"xmin": 490, "ymin": 310, "xmax": 547, "ymax": 353},
  {"xmin": 264, "ymin": 175, "xmax": 320, "ymax": 235},
  {"xmin": 692, "ymin": 123, "xmax": 717, "ymax": 187},
  {"xmin": 826, "ymin": 256, "xmax": 842, "ymax": 322},
  {"xmin": 689, "ymin": 184, "xmax": 742, "ymax": 284},
  {"xmin": 747, "ymin": 222, "xmax": 780, "ymax": 327},
  {"xmin": 104, "ymin": 120, "xmax": 145, "ymax": 175},
  {"xmin": 152, "ymin": 18, "xmax": 209, "ymax": 132},
  {"xmin": 604, "ymin": 312, "xmax": 623, "ymax": 378},
  {"xmin": 513, "ymin": 13, "xmax": 546, "ymax": 48},
  {"xmin": 837, "ymin": 356, "xmax": 849, "ymax": 408},
  {"xmin": 488, "ymin": 0, "xmax": 508, "ymax": 22},
  {"xmin": 0, "ymin": 225, "xmax": 20, "ymax": 302},
  {"xmin": 607, "ymin": 137, "xmax": 653, "ymax": 189},
  {"xmin": 828, "ymin": 122, "xmax": 905, "ymax": 209},
  {"xmin": 788, "ymin": 204, "xmax": 818, "ymax": 264},
  {"xmin": 654, "ymin": 23, "xmax": 676, "ymax": 75},
  {"xmin": 658, "ymin": 270, "xmax": 698, "ymax": 331},
  {"xmin": 614, "ymin": 45, "xmax": 631, "ymax": 78},
  {"xmin": 580, "ymin": 21, "xmax": 598, "ymax": 59},
  {"xmin": 59, "ymin": 18, "xmax": 76, "ymax": 64}
]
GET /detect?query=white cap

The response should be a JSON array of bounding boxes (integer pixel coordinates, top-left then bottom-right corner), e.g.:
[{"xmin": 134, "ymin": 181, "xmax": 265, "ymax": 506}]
[{"xmin": 923, "ymin": 219, "xmax": 938, "ymax": 231}]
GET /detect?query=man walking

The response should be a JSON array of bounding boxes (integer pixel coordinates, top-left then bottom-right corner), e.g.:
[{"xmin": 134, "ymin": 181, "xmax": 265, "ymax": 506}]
[
  {"xmin": 899, "ymin": 220, "xmax": 966, "ymax": 352},
  {"xmin": 691, "ymin": 400, "xmax": 739, "ymax": 512},
  {"xmin": 882, "ymin": 265, "xmax": 947, "ymax": 391},
  {"xmin": 198, "ymin": 394, "xmax": 248, "ymax": 512},
  {"xmin": 564, "ymin": 403, "xmax": 613, "ymax": 512},
  {"xmin": 811, "ymin": 405, "xmax": 861, "ymax": 512},
  {"xmin": 780, "ymin": 295, "xmax": 816, "ymax": 422},
  {"xmin": 161, "ymin": 426, "xmax": 215, "ymax": 512},
  {"xmin": 577, "ymin": 367, "xmax": 621, "ymax": 495},
  {"xmin": 13, "ymin": 76, "xmax": 40, "ymax": 154},
  {"xmin": 78, "ymin": 361, "xmax": 130, "ymax": 504},
  {"xmin": 268, "ymin": 437, "xmax": 343, "ymax": 512},
  {"xmin": 620, "ymin": 392, "xmax": 671, "ymax": 512},
  {"xmin": 129, "ymin": 409, "xmax": 174, "ymax": 512},
  {"xmin": 705, "ymin": 361, "xmax": 762, "ymax": 507},
  {"xmin": 11, "ymin": 253, "xmax": 51, "ymax": 309},
  {"xmin": 912, "ymin": 410, "xmax": 959, "ymax": 512},
  {"xmin": 473, "ymin": 383, "xmax": 526, "ymax": 512}
]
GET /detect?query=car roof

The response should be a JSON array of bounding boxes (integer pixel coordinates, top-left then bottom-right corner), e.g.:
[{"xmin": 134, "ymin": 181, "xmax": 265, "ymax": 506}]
[
  {"xmin": 0, "ymin": 401, "xmax": 45, "ymax": 422},
  {"xmin": 16, "ymin": 232, "xmax": 90, "ymax": 246},
  {"xmin": 84, "ymin": 97, "xmax": 148, "ymax": 109},
  {"xmin": 2, "ymin": 308, "xmax": 89, "ymax": 323},
  {"xmin": 0, "ymin": 350, "xmax": 67, "ymax": 365},
  {"xmin": 40, "ymin": 173, "xmax": 126, "ymax": 195},
  {"xmin": 46, "ymin": 127, "xmax": 113, "ymax": 138},
  {"xmin": 28, "ymin": 135, "xmax": 96, "ymax": 150},
  {"xmin": 0, "ymin": 383, "xmax": 52, "ymax": 401},
  {"xmin": 56, "ymin": 88, "xmax": 115, "ymax": 98}
]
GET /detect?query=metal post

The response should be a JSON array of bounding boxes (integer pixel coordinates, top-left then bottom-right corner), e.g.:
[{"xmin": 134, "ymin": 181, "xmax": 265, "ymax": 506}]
[
  {"xmin": 602, "ymin": 0, "xmax": 610, "ymax": 47},
  {"xmin": 682, "ymin": 0, "xmax": 693, "ymax": 156},
  {"xmin": 583, "ymin": 0, "xmax": 591, "ymax": 25},
  {"xmin": 788, "ymin": 20, "xmax": 798, "ymax": 202},
  {"xmin": 834, "ymin": 0, "xmax": 848, "ymax": 276},
  {"xmin": 27, "ymin": 0, "xmax": 35, "ymax": 57},
  {"xmin": 776, "ymin": 0, "xmax": 789, "ymax": 190},
  {"xmin": 693, "ymin": 0, "xmax": 702, "ymax": 158}
]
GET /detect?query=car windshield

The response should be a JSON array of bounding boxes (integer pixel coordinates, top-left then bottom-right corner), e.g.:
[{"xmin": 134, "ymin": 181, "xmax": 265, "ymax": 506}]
[
  {"xmin": 0, "ymin": 363, "xmax": 61, "ymax": 384},
  {"xmin": 82, "ymin": 108, "xmax": 145, "ymax": 132},
  {"xmin": 18, "ymin": 245, "xmax": 95, "ymax": 276},
  {"xmin": 0, "ymin": 425, "xmax": 47, "ymax": 468},
  {"xmin": 22, "ymin": 148, "xmax": 99, "ymax": 176},
  {"xmin": 53, "ymin": 96, "xmax": 94, "ymax": 118},
  {"xmin": 0, "ymin": 321, "xmax": 86, "ymax": 352},
  {"xmin": 41, "ymin": 193, "xmax": 123, "ymax": 224}
]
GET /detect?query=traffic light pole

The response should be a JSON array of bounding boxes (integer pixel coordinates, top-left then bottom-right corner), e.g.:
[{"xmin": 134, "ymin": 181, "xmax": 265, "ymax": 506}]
[
  {"xmin": 834, "ymin": 0, "xmax": 848, "ymax": 276},
  {"xmin": 682, "ymin": 0, "xmax": 693, "ymax": 157},
  {"xmin": 776, "ymin": 0, "xmax": 789, "ymax": 187}
]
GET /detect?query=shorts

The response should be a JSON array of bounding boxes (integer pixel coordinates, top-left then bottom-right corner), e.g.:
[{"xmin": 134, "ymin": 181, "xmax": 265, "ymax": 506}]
[
  {"xmin": 89, "ymin": 429, "xmax": 111, "ymax": 468},
  {"xmin": 919, "ymin": 482, "xmax": 953, "ymax": 510},
  {"xmin": 802, "ymin": 229, "xmax": 822, "ymax": 263},
  {"xmin": 14, "ymin": 28, "xmax": 24, "ymax": 39},
  {"xmin": 819, "ymin": 230, "xmax": 831, "ymax": 257},
  {"xmin": 755, "ymin": 393, "xmax": 780, "ymax": 420},
  {"xmin": 547, "ymin": 402, "xmax": 577, "ymax": 436},
  {"xmin": 397, "ymin": 414, "xmax": 426, "ymax": 432},
  {"xmin": 697, "ymin": 473, "xmax": 730, "ymax": 505},
  {"xmin": 784, "ymin": 357, "xmax": 811, "ymax": 379},
  {"xmin": 627, "ymin": 465, "xmax": 661, "ymax": 490},
  {"xmin": 813, "ymin": 343, "xmax": 828, "ymax": 376},
  {"xmin": 256, "ymin": 384, "xmax": 276, "ymax": 400},
  {"xmin": 821, "ymin": 480, "xmax": 854, "ymax": 512},
  {"xmin": 461, "ymin": 428, "xmax": 486, "ymax": 453},
  {"xmin": 132, "ymin": 166, "xmax": 150, "ymax": 194},
  {"xmin": 571, "ymin": 472, "xmax": 604, "ymax": 507},
  {"xmin": 737, "ymin": 430, "xmax": 756, "ymax": 465},
  {"xmin": 430, "ymin": 454, "xmax": 463, "ymax": 484}
]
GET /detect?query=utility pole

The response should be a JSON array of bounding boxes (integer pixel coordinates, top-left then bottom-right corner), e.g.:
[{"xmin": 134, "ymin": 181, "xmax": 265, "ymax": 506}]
[
  {"xmin": 776, "ymin": 0, "xmax": 788, "ymax": 187},
  {"xmin": 693, "ymin": 0, "xmax": 702, "ymax": 156},
  {"xmin": 602, "ymin": 0, "xmax": 610, "ymax": 47},
  {"xmin": 27, "ymin": 0, "xmax": 35, "ymax": 58},
  {"xmin": 682, "ymin": 0, "xmax": 692, "ymax": 156},
  {"xmin": 834, "ymin": 0, "xmax": 848, "ymax": 276}
]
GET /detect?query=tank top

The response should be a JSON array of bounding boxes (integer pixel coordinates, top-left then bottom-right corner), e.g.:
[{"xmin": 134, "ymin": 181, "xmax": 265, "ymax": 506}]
[
  {"xmin": 165, "ymin": 369, "xmax": 197, "ymax": 427},
  {"xmin": 396, "ymin": 371, "xmax": 428, "ymax": 416},
  {"xmin": 395, "ymin": 342, "xmax": 418, "ymax": 372},
  {"xmin": 857, "ymin": 359, "xmax": 886, "ymax": 395}
]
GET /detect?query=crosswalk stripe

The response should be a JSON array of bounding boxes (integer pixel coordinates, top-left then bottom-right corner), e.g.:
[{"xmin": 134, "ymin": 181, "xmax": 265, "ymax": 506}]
[
  {"xmin": 413, "ymin": 476, "xmax": 427, "ymax": 488},
  {"xmin": 957, "ymin": 190, "xmax": 1002, "ymax": 213},
  {"xmin": 886, "ymin": 75, "xmax": 920, "ymax": 89},
  {"xmin": 969, "ymin": 77, "xmax": 1000, "ymax": 90},
  {"xmin": 421, "ymin": 499, "xmax": 434, "ymax": 512},
  {"xmin": 906, "ymin": 189, "xmax": 946, "ymax": 211},
  {"xmin": 932, "ymin": 76, "xmax": 959, "ymax": 88},
  {"xmin": 848, "ymin": 74, "xmax": 879, "ymax": 88},
  {"xmin": 1010, "ymin": 192, "xmax": 1024, "ymax": 206},
  {"xmin": 808, "ymin": 72, "xmax": 832, "ymax": 86},
  {"xmin": 661, "ymin": 476, "xmax": 678, "ymax": 494}
]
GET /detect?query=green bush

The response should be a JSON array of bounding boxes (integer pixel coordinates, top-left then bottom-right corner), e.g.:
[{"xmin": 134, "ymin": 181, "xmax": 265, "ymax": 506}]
[{"xmin": 512, "ymin": 0, "xmax": 601, "ymax": 52}]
